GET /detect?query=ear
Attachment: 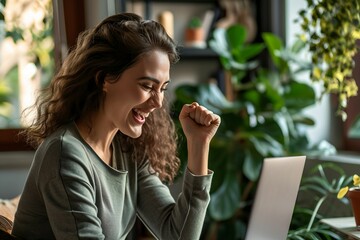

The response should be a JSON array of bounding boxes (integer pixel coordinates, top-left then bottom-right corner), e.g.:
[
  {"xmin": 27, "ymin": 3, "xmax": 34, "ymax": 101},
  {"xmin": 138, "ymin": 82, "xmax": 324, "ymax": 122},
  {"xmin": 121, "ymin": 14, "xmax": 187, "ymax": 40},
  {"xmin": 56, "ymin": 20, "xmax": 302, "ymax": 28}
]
[{"xmin": 95, "ymin": 71, "xmax": 108, "ymax": 92}]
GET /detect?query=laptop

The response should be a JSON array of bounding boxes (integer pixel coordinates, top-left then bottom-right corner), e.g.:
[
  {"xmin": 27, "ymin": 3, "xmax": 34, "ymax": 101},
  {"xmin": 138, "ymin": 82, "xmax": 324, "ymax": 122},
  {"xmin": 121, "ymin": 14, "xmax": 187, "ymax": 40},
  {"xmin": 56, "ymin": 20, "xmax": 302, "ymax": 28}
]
[{"xmin": 245, "ymin": 156, "xmax": 306, "ymax": 240}]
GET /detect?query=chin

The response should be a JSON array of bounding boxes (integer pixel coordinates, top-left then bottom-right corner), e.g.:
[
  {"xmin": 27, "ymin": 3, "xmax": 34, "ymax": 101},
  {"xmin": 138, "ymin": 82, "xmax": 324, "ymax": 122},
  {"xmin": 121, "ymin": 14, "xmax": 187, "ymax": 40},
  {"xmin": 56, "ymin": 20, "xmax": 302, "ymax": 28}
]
[
  {"xmin": 130, "ymin": 134, "xmax": 142, "ymax": 139},
  {"xmin": 122, "ymin": 129, "xmax": 142, "ymax": 139}
]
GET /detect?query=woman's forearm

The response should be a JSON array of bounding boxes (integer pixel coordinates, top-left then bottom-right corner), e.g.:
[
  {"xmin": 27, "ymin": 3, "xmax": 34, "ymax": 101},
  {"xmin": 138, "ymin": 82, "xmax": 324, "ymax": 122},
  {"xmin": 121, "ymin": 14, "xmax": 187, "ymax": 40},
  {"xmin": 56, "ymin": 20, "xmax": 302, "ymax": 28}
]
[{"xmin": 186, "ymin": 139, "xmax": 210, "ymax": 175}]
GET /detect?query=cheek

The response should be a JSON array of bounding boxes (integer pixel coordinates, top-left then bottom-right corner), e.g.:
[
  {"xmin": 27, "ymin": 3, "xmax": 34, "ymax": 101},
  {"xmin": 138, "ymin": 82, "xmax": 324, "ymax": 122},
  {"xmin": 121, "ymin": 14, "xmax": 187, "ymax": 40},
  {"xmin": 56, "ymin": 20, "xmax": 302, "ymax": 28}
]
[{"xmin": 105, "ymin": 86, "xmax": 148, "ymax": 109}]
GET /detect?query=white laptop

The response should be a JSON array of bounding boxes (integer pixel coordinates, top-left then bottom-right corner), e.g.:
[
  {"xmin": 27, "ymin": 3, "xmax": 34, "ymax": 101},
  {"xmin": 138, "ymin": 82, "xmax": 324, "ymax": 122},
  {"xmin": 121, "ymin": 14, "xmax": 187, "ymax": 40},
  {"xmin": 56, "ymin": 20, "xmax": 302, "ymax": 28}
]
[{"xmin": 245, "ymin": 156, "xmax": 306, "ymax": 240}]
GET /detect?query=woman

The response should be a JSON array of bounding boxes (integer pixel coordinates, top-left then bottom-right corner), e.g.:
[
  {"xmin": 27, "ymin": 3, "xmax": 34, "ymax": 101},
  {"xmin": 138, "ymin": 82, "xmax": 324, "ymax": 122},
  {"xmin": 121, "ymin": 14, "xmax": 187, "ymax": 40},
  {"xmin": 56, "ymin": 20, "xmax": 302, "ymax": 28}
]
[{"xmin": 12, "ymin": 13, "xmax": 220, "ymax": 239}]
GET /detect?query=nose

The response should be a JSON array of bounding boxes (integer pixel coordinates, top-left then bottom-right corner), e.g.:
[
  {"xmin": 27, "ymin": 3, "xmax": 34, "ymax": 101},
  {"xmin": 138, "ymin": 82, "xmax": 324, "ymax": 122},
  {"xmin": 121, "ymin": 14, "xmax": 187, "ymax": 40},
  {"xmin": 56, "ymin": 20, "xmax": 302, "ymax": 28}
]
[{"xmin": 150, "ymin": 91, "xmax": 163, "ymax": 109}]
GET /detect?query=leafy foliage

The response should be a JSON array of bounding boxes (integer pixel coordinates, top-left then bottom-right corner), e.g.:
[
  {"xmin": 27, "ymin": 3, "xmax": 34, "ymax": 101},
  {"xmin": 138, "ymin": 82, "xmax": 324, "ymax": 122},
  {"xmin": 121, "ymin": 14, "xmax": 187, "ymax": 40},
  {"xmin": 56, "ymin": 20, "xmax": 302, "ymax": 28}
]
[
  {"xmin": 288, "ymin": 163, "xmax": 352, "ymax": 240},
  {"xmin": 172, "ymin": 25, "xmax": 336, "ymax": 239},
  {"xmin": 297, "ymin": 0, "xmax": 360, "ymax": 120},
  {"xmin": 187, "ymin": 17, "xmax": 202, "ymax": 29}
]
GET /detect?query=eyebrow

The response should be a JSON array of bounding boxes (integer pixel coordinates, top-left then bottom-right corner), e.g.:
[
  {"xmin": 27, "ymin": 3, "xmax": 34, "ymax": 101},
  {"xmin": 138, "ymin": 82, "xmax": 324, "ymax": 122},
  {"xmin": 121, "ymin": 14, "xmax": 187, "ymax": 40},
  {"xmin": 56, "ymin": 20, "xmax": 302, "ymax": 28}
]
[{"xmin": 137, "ymin": 76, "xmax": 171, "ymax": 84}]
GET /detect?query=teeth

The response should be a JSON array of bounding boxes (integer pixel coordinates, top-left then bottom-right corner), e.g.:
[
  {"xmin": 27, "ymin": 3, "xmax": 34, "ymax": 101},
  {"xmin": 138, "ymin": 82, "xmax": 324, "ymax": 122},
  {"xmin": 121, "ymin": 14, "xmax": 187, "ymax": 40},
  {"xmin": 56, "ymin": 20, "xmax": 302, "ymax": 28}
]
[{"xmin": 134, "ymin": 109, "xmax": 149, "ymax": 118}]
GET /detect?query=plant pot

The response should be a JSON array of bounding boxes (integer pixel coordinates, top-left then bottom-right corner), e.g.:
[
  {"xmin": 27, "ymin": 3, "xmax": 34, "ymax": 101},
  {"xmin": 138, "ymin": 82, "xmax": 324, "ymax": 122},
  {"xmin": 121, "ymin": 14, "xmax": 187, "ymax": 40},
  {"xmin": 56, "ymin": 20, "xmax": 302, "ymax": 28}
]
[
  {"xmin": 185, "ymin": 28, "xmax": 205, "ymax": 48},
  {"xmin": 347, "ymin": 188, "xmax": 360, "ymax": 229}
]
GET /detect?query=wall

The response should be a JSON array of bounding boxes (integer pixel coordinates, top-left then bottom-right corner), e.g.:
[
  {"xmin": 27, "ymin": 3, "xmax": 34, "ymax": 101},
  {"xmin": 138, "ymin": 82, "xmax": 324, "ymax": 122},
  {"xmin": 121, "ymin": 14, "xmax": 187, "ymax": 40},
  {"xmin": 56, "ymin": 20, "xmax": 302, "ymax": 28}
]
[
  {"xmin": 0, "ymin": 151, "xmax": 34, "ymax": 199},
  {"xmin": 84, "ymin": 0, "xmax": 219, "ymax": 101}
]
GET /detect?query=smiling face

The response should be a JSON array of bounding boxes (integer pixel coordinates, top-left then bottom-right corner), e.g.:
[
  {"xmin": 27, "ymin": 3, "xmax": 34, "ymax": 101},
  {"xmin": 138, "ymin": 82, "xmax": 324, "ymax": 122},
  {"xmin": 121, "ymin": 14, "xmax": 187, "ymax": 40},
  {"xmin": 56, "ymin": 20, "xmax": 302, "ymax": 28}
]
[{"xmin": 102, "ymin": 50, "xmax": 171, "ymax": 138}]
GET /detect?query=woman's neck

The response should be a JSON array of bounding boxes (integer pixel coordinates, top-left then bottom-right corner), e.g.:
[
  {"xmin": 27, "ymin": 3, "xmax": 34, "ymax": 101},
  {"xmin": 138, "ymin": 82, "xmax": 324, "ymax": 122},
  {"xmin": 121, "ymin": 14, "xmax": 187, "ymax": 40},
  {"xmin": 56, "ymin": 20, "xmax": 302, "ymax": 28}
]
[{"xmin": 75, "ymin": 116, "xmax": 117, "ymax": 165}]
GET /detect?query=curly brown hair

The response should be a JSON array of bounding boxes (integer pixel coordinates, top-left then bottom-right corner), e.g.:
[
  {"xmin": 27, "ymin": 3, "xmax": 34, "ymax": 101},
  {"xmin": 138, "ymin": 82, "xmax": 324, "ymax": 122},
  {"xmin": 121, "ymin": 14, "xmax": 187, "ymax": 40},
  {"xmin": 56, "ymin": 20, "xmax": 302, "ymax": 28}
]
[{"xmin": 23, "ymin": 13, "xmax": 180, "ymax": 182}]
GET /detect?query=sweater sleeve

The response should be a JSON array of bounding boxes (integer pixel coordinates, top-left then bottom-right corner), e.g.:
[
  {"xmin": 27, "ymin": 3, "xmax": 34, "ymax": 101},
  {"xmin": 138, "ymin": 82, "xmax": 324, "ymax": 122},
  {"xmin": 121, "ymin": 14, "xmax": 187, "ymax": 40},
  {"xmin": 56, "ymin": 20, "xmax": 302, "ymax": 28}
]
[
  {"xmin": 37, "ymin": 137, "xmax": 105, "ymax": 240},
  {"xmin": 136, "ymin": 161, "xmax": 213, "ymax": 240}
]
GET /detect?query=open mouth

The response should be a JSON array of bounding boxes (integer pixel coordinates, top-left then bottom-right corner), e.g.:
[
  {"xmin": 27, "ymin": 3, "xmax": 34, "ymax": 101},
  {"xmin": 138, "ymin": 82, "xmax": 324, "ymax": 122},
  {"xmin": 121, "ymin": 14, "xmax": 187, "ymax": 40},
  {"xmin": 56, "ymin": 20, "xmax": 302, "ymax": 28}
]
[{"xmin": 132, "ymin": 108, "xmax": 149, "ymax": 124}]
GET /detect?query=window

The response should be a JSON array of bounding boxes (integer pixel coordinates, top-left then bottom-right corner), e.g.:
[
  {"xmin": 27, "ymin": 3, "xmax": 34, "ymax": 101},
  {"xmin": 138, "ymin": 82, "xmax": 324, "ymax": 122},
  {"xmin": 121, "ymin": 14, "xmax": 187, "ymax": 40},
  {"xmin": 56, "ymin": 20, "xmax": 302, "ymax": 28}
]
[
  {"xmin": 0, "ymin": 0, "xmax": 85, "ymax": 151},
  {"xmin": 0, "ymin": 0, "xmax": 54, "ymax": 128}
]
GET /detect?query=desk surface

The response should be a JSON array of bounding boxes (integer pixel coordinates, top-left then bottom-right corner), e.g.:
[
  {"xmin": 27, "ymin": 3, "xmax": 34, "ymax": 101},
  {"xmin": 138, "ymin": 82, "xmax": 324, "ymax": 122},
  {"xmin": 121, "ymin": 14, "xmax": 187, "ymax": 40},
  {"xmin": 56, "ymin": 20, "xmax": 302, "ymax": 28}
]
[{"xmin": 321, "ymin": 217, "xmax": 360, "ymax": 240}]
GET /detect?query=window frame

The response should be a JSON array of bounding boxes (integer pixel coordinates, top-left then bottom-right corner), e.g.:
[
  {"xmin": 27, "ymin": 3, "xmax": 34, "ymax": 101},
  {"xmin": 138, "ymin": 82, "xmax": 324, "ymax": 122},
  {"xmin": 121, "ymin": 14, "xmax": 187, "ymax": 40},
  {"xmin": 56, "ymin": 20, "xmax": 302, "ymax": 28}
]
[
  {"xmin": 0, "ymin": 0, "xmax": 85, "ymax": 152},
  {"xmin": 341, "ymin": 40, "xmax": 360, "ymax": 151}
]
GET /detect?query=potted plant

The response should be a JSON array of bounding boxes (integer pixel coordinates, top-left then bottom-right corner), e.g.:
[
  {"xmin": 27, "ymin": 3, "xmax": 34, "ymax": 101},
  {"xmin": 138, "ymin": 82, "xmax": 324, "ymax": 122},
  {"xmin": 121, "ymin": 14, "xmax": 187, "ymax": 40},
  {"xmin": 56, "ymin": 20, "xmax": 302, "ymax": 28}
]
[
  {"xmin": 297, "ymin": 0, "xmax": 360, "ymax": 120},
  {"xmin": 288, "ymin": 163, "xmax": 352, "ymax": 239},
  {"xmin": 337, "ymin": 174, "xmax": 360, "ymax": 228},
  {"xmin": 184, "ymin": 17, "xmax": 205, "ymax": 48},
  {"xmin": 172, "ymin": 24, "xmax": 336, "ymax": 239}
]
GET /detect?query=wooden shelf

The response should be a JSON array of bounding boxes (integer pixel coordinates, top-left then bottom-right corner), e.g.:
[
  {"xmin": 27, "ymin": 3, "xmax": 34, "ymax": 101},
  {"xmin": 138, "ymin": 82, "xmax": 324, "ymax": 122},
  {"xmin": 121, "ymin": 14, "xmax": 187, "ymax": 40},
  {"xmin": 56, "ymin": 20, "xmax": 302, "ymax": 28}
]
[
  {"xmin": 133, "ymin": 0, "xmax": 216, "ymax": 3},
  {"xmin": 178, "ymin": 47, "xmax": 218, "ymax": 59},
  {"xmin": 0, "ymin": 129, "xmax": 34, "ymax": 151}
]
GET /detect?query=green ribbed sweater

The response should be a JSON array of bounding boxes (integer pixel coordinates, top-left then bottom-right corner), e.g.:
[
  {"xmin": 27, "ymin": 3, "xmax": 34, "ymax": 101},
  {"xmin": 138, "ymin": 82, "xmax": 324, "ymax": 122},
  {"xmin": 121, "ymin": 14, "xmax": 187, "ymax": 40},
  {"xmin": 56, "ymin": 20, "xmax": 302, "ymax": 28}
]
[{"xmin": 12, "ymin": 123, "xmax": 213, "ymax": 240}]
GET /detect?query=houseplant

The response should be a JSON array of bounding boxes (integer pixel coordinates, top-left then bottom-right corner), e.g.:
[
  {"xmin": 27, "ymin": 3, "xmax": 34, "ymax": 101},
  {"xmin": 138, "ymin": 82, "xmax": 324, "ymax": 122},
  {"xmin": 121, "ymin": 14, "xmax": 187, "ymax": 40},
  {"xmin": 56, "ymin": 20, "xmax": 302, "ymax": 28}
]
[
  {"xmin": 297, "ymin": 0, "xmax": 360, "ymax": 120},
  {"xmin": 337, "ymin": 174, "xmax": 360, "ymax": 199},
  {"xmin": 337, "ymin": 174, "xmax": 360, "ymax": 229},
  {"xmin": 288, "ymin": 163, "xmax": 352, "ymax": 239},
  {"xmin": 184, "ymin": 17, "xmax": 206, "ymax": 48},
  {"xmin": 172, "ymin": 24, "xmax": 336, "ymax": 239}
]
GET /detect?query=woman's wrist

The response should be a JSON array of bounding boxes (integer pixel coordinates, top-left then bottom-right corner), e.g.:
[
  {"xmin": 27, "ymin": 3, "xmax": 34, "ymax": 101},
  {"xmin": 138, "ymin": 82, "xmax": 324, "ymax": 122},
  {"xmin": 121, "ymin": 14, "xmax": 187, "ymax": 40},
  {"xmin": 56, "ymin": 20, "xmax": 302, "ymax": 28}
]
[{"xmin": 186, "ymin": 139, "xmax": 210, "ymax": 175}]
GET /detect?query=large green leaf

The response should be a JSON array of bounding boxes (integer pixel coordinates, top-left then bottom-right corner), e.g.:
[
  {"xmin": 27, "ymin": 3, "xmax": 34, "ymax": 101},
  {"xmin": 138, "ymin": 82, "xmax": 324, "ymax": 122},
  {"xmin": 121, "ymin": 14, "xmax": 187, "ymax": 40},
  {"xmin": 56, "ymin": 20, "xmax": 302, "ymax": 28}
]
[
  {"xmin": 291, "ymin": 114, "xmax": 316, "ymax": 126},
  {"xmin": 255, "ymin": 117, "xmax": 285, "ymax": 145},
  {"xmin": 262, "ymin": 32, "xmax": 289, "ymax": 72},
  {"xmin": 219, "ymin": 112, "xmax": 245, "ymax": 133},
  {"xmin": 283, "ymin": 81, "xmax": 316, "ymax": 110},
  {"xmin": 210, "ymin": 24, "xmax": 264, "ymax": 71},
  {"xmin": 242, "ymin": 150, "xmax": 263, "ymax": 181},
  {"xmin": 304, "ymin": 140, "xmax": 337, "ymax": 156},
  {"xmin": 238, "ymin": 43, "xmax": 265, "ymax": 62},
  {"xmin": 209, "ymin": 28, "xmax": 230, "ymax": 58},
  {"xmin": 209, "ymin": 172, "xmax": 241, "ymax": 221},
  {"xmin": 226, "ymin": 25, "xmax": 265, "ymax": 63},
  {"xmin": 255, "ymin": 69, "xmax": 285, "ymax": 111},
  {"xmin": 174, "ymin": 83, "xmax": 237, "ymax": 114},
  {"xmin": 207, "ymin": 145, "xmax": 232, "ymax": 193},
  {"xmin": 226, "ymin": 25, "xmax": 246, "ymax": 50},
  {"xmin": 273, "ymin": 111, "xmax": 291, "ymax": 147},
  {"xmin": 174, "ymin": 84, "xmax": 197, "ymax": 105},
  {"xmin": 249, "ymin": 134, "xmax": 284, "ymax": 157},
  {"xmin": 228, "ymin": 59, "xmax": 258, "ymax": 71}
]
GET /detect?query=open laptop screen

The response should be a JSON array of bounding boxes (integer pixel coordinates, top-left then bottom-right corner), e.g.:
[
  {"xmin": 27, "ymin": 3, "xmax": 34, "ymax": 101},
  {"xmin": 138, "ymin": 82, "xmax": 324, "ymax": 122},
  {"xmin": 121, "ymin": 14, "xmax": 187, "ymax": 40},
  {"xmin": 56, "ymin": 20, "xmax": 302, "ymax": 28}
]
[{"xmin": 245, "ymin": 156, "xmax": 306, "ymax": 240}]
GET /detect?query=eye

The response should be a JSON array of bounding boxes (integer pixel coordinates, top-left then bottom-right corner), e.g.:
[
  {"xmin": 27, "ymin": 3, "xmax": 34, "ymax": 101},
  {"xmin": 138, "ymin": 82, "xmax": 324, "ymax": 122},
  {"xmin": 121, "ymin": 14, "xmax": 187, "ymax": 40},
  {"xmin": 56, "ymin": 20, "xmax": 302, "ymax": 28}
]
[
  {"xmin": 139, "ymin": 81, "xmax": 169, "ymax": 93},
  {"xmin": 141, "ymin": 84, "xmax": 153, "ymax": 92},
  {"xmin": 160, "ymin": 83, "xmax": 169, "ymax": 92}
]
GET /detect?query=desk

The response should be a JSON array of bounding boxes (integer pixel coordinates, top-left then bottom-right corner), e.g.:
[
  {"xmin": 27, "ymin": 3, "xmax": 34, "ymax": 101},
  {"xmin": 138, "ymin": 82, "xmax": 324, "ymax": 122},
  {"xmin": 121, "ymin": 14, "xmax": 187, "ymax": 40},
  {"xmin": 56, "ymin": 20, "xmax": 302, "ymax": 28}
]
[{"xmin": 321, "ymin": 217, "xmax": 360, "ymax": 240}]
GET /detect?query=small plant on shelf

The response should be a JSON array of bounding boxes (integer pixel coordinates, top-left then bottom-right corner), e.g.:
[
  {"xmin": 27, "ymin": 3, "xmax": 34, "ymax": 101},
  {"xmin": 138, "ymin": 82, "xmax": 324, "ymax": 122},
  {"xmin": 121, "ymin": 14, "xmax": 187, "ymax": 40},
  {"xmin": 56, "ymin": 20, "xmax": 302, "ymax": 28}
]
[
  {"xmin": 185, "ymin": 17, "xmax": 205, "ymax": 48},
  {"xmin": 338, "ymin": 174, "xmax": 360, "ymax": 199},
  {"xmin": 337, "ymin": 173, "xmax": 360, "ymax": 229},
  {"xmin": 187, "ymin": 17, "xmax": 202, "ymax": 29}
]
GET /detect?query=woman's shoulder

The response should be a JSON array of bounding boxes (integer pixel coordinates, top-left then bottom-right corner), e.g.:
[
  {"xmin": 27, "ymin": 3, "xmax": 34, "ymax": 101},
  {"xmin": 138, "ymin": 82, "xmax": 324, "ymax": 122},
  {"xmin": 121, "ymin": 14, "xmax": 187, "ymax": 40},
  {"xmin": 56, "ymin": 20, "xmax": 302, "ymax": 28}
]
[
  {"xmin": 36, "ymin": 122, "xmax": 90, "ymax": 160},
  {"xmin": 29, "ymin": 123, "xmax": 94, "ymax": 182},
  {"xmin": 42, "ymin": 122, "xmax": 76, "ymax": 141}
]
